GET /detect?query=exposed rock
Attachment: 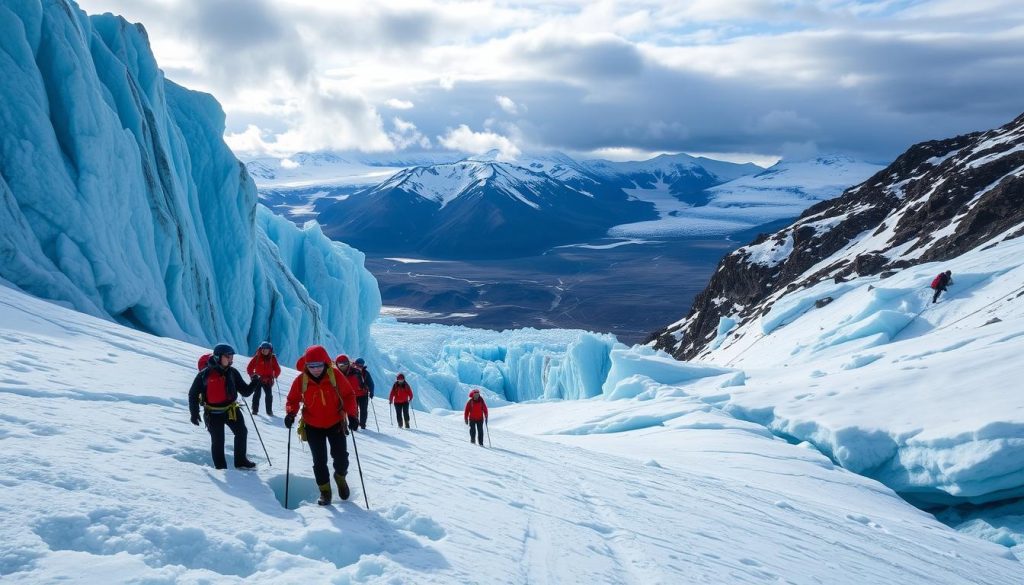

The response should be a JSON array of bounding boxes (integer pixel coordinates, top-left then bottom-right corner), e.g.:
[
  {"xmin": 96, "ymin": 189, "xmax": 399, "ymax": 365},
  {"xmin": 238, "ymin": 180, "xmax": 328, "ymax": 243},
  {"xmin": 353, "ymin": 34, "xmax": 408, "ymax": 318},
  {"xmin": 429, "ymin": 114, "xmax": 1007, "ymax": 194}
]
[{"xmin": 653, "ymin": 112, "xmax": 1024, "ymax": 360}]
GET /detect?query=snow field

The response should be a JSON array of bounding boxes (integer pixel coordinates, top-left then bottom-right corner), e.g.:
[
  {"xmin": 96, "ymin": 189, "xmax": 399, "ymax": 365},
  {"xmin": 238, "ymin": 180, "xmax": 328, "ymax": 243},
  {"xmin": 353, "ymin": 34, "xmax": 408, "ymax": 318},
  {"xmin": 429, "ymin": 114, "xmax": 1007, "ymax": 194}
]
[{"xmin": 1, "ymin": 285, "xmax": 1020, "ymax": 583}]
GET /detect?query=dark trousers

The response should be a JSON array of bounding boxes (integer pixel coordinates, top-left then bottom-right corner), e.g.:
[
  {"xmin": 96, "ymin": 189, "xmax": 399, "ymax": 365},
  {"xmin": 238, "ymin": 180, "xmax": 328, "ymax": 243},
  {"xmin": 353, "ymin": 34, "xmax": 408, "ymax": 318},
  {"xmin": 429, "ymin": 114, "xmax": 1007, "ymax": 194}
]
[
  {"xmin": 206, "ymin": 409, "xmax": 248, "ymax": 468},
  {"xmin": 356, "ymin": 395, "xmax": 369, "ymax": 428},
  {"xmin": 251, "ymin": 381, "xmax": 273, "ymax": 413},
  {"xmin": 306, "ymin": 422, "xmax": 348, "ymax": 486},
  {"xmin": 469, "ymin": 419, "xmax": 484, "ymax": 445},
  {"xmin": 394, "ymin": 402, "xmax": 410, "ymax": 427},
  {"xmin": 932, "ymin": 286, "xmax": 946, "ymax": 303}
]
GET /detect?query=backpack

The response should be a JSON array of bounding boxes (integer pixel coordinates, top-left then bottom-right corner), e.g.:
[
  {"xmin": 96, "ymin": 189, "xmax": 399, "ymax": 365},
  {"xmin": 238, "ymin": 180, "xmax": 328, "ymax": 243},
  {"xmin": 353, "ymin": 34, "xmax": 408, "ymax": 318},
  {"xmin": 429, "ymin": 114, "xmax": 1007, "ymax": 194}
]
[{"xmin": 931, "ymin": 274, "xmax": 944, "ymax": 289}]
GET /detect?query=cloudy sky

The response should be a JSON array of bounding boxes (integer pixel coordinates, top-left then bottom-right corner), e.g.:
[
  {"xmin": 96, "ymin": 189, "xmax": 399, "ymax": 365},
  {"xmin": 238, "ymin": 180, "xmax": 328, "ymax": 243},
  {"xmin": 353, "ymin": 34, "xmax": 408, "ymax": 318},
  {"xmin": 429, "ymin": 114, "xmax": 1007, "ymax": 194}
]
[{"xmin": 77, "ymin": 0, "xmax": 1024, "ymax": 164}]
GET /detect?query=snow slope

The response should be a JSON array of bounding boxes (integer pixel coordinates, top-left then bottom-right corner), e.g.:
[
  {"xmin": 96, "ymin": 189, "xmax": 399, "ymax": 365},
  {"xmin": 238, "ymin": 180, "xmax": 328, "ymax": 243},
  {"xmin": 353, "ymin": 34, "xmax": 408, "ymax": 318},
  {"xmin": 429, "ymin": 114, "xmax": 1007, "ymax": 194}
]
[
  {"xmin": 0, "ymin": 283, "xmax": 1018, "ymax": 584},
  {"xmin": 0, "ymin": 2, "xmax": 380, "ymax": 363}
]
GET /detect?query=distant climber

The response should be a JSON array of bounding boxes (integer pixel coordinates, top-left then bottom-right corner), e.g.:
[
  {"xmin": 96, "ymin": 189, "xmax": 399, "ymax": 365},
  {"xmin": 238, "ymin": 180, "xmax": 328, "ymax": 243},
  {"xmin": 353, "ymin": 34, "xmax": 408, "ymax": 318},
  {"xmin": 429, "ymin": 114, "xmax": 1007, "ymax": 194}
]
[
  {"xmin": 931, "ymin": 270, "xmax": 953, "ymax": 303},
  {"xmin": 285, "ymin": 345, "xmax": 358, "ymax": 506},
  {"xmin": 336, "ymin": 354, "xmax": 368, "ymax": 431},
  {"xmin": 246, "ymin": 341, "xmax": 281, "ymax": 416},
  {"xmin": 389, "ymin": 373, "xmax": 414, "ymax": 429},
  {"xmin": 188, "ymin": 344, "xmax": 256, "ymax": 470},
  {"xmin": 464, "ymin": 389, "xmax": 489, "ymax": 446}
]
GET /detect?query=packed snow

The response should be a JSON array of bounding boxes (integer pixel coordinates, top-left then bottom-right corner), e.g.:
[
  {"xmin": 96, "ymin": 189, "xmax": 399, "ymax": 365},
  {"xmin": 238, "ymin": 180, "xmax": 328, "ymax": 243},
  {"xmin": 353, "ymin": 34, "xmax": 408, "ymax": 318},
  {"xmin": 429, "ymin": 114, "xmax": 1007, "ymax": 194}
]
[{"xmin": 1, "ymin": 283, "xmax": 1019, "ymax": 584}]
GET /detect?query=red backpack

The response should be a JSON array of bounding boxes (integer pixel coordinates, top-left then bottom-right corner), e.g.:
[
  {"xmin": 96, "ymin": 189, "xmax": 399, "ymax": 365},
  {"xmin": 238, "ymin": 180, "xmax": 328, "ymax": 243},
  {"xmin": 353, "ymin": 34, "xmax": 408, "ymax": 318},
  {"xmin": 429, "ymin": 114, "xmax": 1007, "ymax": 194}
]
[{"xmin": 930, "ymin": 274, "xmax": 943, "ymax": 289}]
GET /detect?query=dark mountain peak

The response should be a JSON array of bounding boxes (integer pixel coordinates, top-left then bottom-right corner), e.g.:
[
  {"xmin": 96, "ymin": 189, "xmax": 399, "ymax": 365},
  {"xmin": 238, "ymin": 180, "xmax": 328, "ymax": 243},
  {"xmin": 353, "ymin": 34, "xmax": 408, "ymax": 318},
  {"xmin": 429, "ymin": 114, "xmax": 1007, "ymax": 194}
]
[{"xmin": 652, "ymin": 112, "xmax": 1024, "ymax": 360}]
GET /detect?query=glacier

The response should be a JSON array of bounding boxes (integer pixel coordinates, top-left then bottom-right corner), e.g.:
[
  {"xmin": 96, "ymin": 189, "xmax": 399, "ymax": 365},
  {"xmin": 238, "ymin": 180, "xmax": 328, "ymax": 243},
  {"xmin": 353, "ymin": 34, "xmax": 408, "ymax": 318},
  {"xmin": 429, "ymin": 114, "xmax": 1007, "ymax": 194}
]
[{"xmin": 0, "ymin": 1, "xmax": 379, "ymax": 363}]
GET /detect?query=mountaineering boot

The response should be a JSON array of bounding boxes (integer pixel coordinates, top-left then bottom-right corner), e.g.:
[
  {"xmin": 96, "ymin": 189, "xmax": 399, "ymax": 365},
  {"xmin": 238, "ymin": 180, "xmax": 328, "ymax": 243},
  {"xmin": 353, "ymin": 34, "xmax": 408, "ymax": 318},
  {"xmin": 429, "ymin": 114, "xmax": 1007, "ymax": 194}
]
[
  {"xmin": 317, "ymin": 483, "xmax": 332, "ymax": 506},
  {"xmin": 335, "ymin": 472, "xmax": 350, "ymax": 500},
  {"xmin": 235, "ymin": 459, "xmax": 257, "ymax": 469}
]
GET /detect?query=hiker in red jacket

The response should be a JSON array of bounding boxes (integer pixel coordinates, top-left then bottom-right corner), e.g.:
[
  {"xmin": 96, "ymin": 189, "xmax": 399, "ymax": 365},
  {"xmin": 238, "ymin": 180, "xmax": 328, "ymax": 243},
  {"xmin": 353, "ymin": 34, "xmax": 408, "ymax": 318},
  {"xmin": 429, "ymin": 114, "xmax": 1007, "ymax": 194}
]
[
  {"xmin": 389, "ymin": 373, "xmax": 414, "ymax": 429},
  {"xmin": 188, "ymin": 344, "xmax": 256, "ymax": 470},
  {"xmin": 931, "ymin": 270, "xmax": 953, "ymax": 303},
  {"xmin": 464, "ymin": 388, "xmax": 489, "ymax": 446},
  {"xmin": 285, "ymin": 345, "xmax": 358, "ymax": 506},
  {"xmin": 246, "ymin": 341, "xmax": 281, "ymax": 416},
  {"xmin": 336, "ymin": 354, "xmax": 368, "ymax": 431}
]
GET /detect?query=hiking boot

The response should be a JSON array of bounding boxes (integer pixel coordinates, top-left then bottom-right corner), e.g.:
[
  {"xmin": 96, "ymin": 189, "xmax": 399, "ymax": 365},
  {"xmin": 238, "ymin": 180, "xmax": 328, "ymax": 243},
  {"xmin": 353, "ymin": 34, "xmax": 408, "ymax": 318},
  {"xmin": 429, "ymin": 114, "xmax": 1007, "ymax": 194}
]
[
  {"xmin": 266, "ymin": 409, "xmax": 275, "ymax": 417},
  {"xmin": 235, "ymin": 460, "xmax": 257, "ymax": 469},
  {"xmin": 317, "ymin": 483, "xmax": 332, "ymax": 506},
  {"xmin": 335, "ymin": 472, "xmax": 350, "ymax": 501}
]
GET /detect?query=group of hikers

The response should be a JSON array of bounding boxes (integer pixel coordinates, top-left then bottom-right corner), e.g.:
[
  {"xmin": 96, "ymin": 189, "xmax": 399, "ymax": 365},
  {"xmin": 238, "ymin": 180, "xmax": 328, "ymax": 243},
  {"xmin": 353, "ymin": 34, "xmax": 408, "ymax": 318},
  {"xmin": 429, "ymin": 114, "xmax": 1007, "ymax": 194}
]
[{"xmin": 188, "ymin": 343, "xmax": 489, "ymax": 505}]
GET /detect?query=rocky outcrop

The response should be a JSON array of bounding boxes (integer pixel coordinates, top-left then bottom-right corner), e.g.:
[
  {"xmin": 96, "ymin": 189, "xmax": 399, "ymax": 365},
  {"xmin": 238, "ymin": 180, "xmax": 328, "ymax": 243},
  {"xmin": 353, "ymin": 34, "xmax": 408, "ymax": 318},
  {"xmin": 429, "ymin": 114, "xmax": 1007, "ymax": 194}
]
[{"xmin": 653, "ymin": 112, "xmax": 1024, "ymax": 360}]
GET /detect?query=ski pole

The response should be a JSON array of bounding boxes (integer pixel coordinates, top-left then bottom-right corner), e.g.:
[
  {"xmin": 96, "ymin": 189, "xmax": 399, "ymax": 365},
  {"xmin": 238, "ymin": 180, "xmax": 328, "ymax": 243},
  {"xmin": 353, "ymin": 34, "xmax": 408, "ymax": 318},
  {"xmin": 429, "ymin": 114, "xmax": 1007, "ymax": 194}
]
[
  {"xmin": 284, "ymin": 425, "xmax": 292, "ymax": 509},
  {"xmin": 241, "ymin": 397, "xmax": 272, "ymax": 466},
  {"xmin": 370, "ymin": 396, "xmax": 380, "ymax": 432},
  {"xmin": 349, "ymin": 425, "xmax": 370, "ymax": 509},
  {"xmin": 485, "ymin": 418, "xmax": 492, "ymax": 448}
]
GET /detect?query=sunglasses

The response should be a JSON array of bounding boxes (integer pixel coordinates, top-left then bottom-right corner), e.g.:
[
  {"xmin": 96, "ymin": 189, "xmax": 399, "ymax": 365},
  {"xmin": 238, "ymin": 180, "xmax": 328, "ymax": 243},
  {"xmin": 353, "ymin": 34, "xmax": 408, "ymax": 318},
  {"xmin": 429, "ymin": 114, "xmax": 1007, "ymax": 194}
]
[{"xmin": 307, "ymin": 362, "xmax": 326, "ymax": 369}]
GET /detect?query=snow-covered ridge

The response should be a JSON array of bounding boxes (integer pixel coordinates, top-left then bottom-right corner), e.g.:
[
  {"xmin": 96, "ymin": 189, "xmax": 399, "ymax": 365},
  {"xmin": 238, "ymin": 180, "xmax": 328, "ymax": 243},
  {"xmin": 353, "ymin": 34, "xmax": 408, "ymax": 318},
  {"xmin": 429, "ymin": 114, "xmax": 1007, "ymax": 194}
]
[{"xmin": 0, "ymin": 2, "xmax": 380, "ymax": 363}]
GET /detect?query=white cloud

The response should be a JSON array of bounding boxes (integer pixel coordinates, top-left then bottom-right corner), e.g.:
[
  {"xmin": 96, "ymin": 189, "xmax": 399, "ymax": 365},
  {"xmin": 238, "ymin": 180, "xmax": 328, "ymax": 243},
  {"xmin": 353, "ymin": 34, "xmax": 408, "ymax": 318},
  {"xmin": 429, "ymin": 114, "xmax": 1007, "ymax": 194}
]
[
  {"xmin": 496, "ymin": 95, "xmax": 520, "ymax": 114},
  {"xmin": 386, "ymin": 98, "xmax": 415, "ymax": 109},
  {"xmin": 77, "ymin": 0, "xmax": 1024, "ymax": 162},
  {"xmin": 389, "ymin": 117, "xmax": 431, "ymax": 150},
  {"xmin": 438, "ymin": 125, "xmax": 521, "ymax": 161}
]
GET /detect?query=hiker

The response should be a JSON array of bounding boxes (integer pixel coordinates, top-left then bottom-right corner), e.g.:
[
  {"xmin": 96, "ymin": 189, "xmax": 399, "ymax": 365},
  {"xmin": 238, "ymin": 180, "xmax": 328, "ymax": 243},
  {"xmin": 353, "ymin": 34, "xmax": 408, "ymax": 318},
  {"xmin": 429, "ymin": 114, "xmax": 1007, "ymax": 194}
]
[
  {"xmin": 285, "ymin": 345, "xmax": 358, "ymax": 506},
  {"xmin": 389, "ymin": 373, "xmax": 414, "ymax": 429},
  {"xmin": 188, "ymin": 343, "xmax": 256, "ymax": 470},
  {"xmin": 463, "ymin": 388, "xmax": 489, "ymax": 446},
  {"xmin": 931, "ymin": 270, "xmax": 953, "ymax": 303},
  {"xmin": 353, "ymin": 358, "xmax": 375, "ymax": 400},
  {"xmin": 246, "ymin": 341, "xmax": 281, "ymax": 416},
  {"xmin": 336, "ymin": 354, "xmax": 368, "ymax": 431}
]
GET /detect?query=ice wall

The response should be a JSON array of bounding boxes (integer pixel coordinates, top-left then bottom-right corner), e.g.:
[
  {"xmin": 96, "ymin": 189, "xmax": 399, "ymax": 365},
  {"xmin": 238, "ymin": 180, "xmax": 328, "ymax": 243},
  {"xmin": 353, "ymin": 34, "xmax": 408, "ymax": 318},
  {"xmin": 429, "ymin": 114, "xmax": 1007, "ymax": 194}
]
[{"xmin": 0, "ymin": 1, "xmax": 379, "ymax": 362}]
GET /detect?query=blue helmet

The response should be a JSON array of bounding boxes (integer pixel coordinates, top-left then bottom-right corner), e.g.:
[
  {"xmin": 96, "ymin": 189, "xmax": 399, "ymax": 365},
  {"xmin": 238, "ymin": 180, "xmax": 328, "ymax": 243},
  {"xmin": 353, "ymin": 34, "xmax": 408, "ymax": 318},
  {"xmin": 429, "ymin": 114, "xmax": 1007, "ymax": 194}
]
[
  {"xmin": 258, "ymin": 341, "xmax": 273, "ymax": 351},
  {"xmin": 212, "ymin": 343, "xmax": 235, "ymax": 359},
  {"xmin": 354, "ymin": 357, "xmax": 365, "ymax": 366}
]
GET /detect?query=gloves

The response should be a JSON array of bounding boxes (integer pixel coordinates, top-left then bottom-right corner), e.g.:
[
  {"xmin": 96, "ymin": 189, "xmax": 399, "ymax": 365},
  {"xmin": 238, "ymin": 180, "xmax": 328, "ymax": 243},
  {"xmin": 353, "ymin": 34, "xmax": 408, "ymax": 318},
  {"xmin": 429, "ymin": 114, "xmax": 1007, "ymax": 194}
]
[
  {"xmin": 284, "ymin": 413, "xmax": 295, "ymax": 428},
  {"xmin": 389, "ymin": 400, "xmax": 393, "ymax": 405},
  {"xmin": 349, "ymin": 416, "xmax": 359, "ymax": 431},
  {"xmin": 465, "ymin": 419, "xmax": 469, "ymax": 426},
  {"xmin": 191, "ymin": 413, "xmax": 201, "ymax": 426},
  {"xmin": 369, "ymin": 391, "xmax": 374, "ymax": 399}
]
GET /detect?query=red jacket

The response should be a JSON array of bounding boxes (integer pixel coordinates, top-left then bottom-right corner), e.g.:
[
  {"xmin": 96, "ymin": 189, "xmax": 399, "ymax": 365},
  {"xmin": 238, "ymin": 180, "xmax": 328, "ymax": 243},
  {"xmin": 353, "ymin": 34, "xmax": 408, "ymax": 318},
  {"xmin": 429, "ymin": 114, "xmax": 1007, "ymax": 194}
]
[
  {"xmin": 389, "ymin": 382, "xmax": 413, "ymax": 404},
  {"xmin": 464, "ymin": 397, "xmax": 488, "ymax": 422},
  {"xmin": 286, "ymin": 346, "xmax": 357, "ymax": 429},
  {"xmin": 338, "ymin": 366, "xmax": 367, "ymax": 397},
  {"xmin": 247, "ymin": 353, "xmax": 281, "ymax": 379}
]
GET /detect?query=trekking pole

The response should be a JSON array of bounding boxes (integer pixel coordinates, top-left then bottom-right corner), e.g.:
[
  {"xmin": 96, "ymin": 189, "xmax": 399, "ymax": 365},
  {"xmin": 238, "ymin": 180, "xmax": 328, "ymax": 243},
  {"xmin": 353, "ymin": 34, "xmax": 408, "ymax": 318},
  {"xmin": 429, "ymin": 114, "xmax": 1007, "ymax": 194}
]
[
  {"xmin": 241, "ymin": 397, "xmax": 272, "ymax": 466},
  {"xmin": 275, "ymin": 377, "xmax": 283, "ymax": 403},
  {"xmin": 348, "ymin": 426, "xmax": 370, "ymax": 509},
  {"xmin": 485, "ymin": 419, "xmax": 492, "ymax": 448},
  {"xmin": 370, "ymin": 397, "xmax": 380, "ymax": 432},
  {"xmin": 389, "ymin": 402, "xmax": 394, "ymax": 426},
  {"xmin": 284, "ymin": 426, "xmax": 292, "ymax": 509},
  {"xmin": 411, "ymin": 402, "xmax": 418, "ymax": 428}
]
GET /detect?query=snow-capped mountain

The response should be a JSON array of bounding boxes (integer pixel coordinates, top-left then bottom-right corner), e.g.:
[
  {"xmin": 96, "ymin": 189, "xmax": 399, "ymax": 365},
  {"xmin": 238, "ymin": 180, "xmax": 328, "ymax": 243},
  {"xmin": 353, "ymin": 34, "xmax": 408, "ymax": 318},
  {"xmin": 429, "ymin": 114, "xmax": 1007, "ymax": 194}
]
[
  {"xmin": 0, "ymin": 1, "xmax": 379, "ymax": 363},
  {"xmin": 651, "ymin": 111, "xmax": 1024, "ymax": 362},
  {"xmin": 315, "ymin": 158, "xmax": 657, "ymax": 258},
  {"xmin": 584, "ymin": 152, "xmax": 764, "ymax": 203}
]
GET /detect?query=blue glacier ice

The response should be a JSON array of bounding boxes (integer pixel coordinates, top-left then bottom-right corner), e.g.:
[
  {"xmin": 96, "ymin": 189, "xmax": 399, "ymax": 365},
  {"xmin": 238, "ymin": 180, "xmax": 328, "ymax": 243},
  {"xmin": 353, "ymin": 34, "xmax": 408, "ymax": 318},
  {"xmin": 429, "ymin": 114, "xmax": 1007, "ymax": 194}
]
[{"xmin": 0, "ymin": 1, "xmax": 379, "ymax": 363}]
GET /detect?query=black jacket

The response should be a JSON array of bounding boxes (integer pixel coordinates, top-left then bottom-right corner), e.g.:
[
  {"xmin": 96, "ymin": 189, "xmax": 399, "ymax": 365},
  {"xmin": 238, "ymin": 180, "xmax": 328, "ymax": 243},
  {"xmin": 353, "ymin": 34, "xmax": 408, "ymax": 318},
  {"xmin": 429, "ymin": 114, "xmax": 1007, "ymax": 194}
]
[{"xmin": 188, "ymin": 365, "xmax": 253, "ymax": 418}]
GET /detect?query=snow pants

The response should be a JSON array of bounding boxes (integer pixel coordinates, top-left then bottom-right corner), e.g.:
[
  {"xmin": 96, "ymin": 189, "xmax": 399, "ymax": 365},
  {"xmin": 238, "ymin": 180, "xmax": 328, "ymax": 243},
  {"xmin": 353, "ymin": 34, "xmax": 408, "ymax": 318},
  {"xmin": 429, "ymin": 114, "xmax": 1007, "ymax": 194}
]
[
  {"xmin": 469, "ymin": 419, "xmax": 484, "ymax": 445},
  {"xmin": 932, "ymin": 285, "xmax": 946, "ymax": 303},
  {"xmin": 394, "ymin": 402, "xmax": 410, "ymax": 427},
  {"xmin": 356, "ymin": 395, "xmax": 369, "ymax": 429},
  {"xmin": 306, "ymin": 422, "xmax": 349, "ymax": 486},
  {"xmin": 206, "ymin": 409, "xmax": 248, "ymax": 469},
  {"xmin": 251, "ymin": 380, "xmax": 274, "ymax": 413}
]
